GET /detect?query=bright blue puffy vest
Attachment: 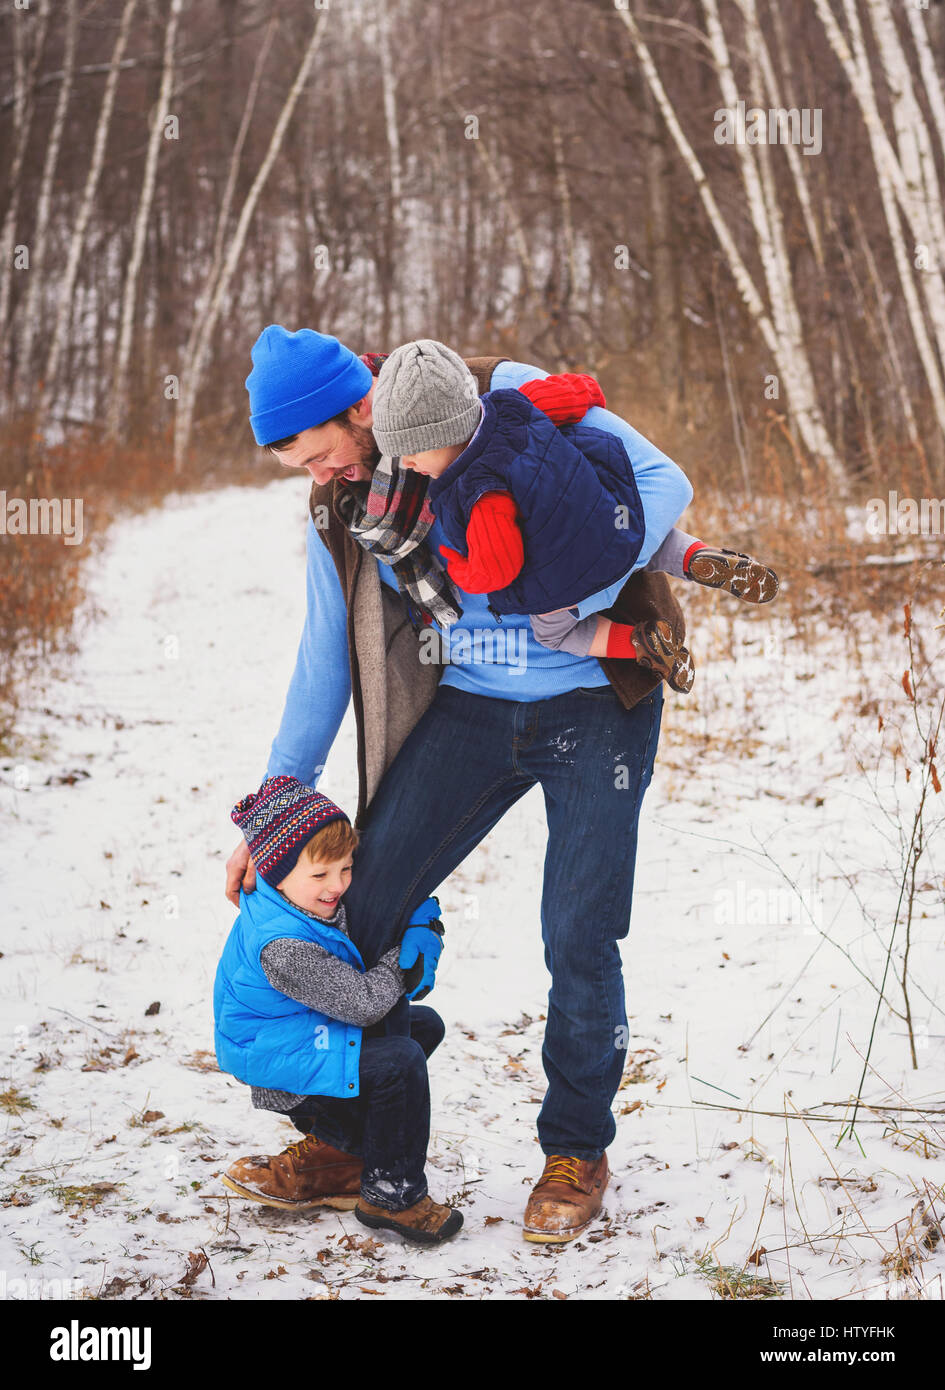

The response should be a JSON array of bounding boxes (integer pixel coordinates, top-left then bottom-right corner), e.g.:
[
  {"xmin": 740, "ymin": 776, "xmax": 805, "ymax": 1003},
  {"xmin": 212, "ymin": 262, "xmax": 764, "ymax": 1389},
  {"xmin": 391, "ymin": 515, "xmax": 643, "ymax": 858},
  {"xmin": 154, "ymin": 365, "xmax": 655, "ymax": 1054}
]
[
  {"xmin": 213, "ymin": 877, "xmax": 363, "ymax": 1098},
  {"xmin": 427, "ymin": 389, "xmax": 646, "ymax": 616}
]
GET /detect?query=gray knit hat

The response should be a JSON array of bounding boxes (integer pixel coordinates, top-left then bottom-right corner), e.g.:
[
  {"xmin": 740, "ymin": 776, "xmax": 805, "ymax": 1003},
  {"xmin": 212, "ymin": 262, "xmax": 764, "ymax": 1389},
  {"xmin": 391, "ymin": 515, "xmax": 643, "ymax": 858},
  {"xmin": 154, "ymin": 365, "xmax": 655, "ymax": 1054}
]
[{"xmin": 372, "ymin": 339, "xmax": 482, "ymax": 457}]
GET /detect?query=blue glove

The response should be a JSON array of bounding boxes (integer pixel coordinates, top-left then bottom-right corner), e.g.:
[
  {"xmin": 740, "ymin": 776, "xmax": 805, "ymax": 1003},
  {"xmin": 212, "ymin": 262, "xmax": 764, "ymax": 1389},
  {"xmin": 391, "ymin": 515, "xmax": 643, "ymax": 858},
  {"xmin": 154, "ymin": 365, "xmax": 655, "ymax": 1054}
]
[
  {"xmin": 399, "ymin": 897, "xmax": 445, "ymax": 1001},
  {"xmin": 406, "ymin": 896, "xmax": 442, "ymax": 927}
]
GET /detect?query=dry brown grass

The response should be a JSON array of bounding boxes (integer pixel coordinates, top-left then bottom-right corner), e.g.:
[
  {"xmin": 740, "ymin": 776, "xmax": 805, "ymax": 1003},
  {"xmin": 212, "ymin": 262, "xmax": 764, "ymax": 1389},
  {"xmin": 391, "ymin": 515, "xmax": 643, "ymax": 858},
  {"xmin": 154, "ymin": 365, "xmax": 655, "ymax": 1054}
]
[{"xmin": 658, "ymin": 451, "xmax": 945, "ymax": 774}]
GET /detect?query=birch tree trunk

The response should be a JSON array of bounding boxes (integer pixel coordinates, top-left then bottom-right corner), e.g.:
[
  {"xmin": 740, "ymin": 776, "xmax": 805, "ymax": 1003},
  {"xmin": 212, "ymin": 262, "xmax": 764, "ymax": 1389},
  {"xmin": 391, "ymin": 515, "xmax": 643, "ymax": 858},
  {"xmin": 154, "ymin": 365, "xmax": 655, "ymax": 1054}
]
[
  {"xmin": 375, "ymin": 0, "xmax": 404, "ymax": 344},
  {"xmin": 701, "ymin": 0, "xmax": 829, "ymax": 463},
  {"xmin": 202, "ymin": 17, "xmax": 276, "ymax": 326},
  {"xmin": 0, "ymin": 16, "xmax": 28, "ymax": 400},
  {"xmin": 15, "ymin": 0, "xmax": 78, "ymax": 412},
  {"xmin": 873, "ymin": 139, "xmax": 945, "ymax": 442},
  {"xmin": 904, "ymin": 2, "xmax": 945, "ymax": 173},
  {"xmin": 451, "ymin": 99, "xmax": 540, "ymax": 315},
  {"xmin": 642, "ymin": 76, "xmax": 683, "ymax": 416},
  {"xmin": 863, "ymin": 0, "xmax": 945, "ymax": 370},
  {"xmin": 551, "ymin": 124, "xmax": 578, "ymax": 314},
  {"xmin": 735, "ymin": 0, "xmax": 824, "ymax": 269},
  {"xmin": 172, "ymin": 10, "xmax": 329, "ymax": 471},
  {"xmin": 831, "ymin": 199, "xmax": 922, "ymax": 454},
  {"xmin": 813, "ymin": 0, "xmax": 945, "ymax": 411},
  {"xmin": 40, "ymin": 0, "xmax": 139, "ymax": 424},
  {"xmin": 0, "ymin": 7, "xmax": 51, "ymax": 387},
  {"xmin": 614, "ymin": 5, "xmax": 845, "ymax": 482},
  {"xmin": 528, "ymin": 31, "xmax": 582, "ymax": 363},
  {"xmin": 107, "ymin": 0, "xmax": 184, "ymax": 441}
]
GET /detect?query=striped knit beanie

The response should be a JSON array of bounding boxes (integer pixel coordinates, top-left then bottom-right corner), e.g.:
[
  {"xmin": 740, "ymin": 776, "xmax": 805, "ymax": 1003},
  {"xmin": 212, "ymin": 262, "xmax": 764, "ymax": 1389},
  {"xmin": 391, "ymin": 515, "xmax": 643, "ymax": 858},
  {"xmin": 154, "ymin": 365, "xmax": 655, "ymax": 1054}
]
[{"xmin": 230, "ymin": 776, "xmax": 351, "ymax": 887}]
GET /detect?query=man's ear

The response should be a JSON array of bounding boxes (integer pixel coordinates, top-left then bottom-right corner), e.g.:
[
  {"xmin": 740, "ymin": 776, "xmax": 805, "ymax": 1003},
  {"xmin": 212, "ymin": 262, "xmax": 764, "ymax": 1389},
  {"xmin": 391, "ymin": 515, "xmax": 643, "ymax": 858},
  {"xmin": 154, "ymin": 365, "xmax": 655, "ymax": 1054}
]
[{"xmin": 349, "ymin": 385, "xmax": 374, "ymax": 428}]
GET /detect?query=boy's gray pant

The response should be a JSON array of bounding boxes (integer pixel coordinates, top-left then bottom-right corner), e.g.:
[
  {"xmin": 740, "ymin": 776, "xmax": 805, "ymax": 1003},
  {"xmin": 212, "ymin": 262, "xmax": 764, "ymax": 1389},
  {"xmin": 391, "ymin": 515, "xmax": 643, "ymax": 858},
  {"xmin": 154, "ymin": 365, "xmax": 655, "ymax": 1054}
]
[{"xmin": 530, "ymin": 526, "xmax": 700, "ymax": 657}]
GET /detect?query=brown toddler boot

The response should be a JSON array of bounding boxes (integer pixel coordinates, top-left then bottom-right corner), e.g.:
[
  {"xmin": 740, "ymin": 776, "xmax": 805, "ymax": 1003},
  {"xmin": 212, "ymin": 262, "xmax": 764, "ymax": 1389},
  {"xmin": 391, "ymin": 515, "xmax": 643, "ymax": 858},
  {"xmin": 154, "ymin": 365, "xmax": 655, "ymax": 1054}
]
[
  {"xmin": 631, "ymin": 619, "xmax": 695, "ymax": 694},
  {"xmin": 355, "ymin": 1194, "xmax": 463, "ymax": 1246},
  {"xmin": 222, "ymin": 1134, "xmax": 362, "ymax": 1210},
  {"xmin": 685, "ymin": 546, "xmax": 779, "ymax": 603}
]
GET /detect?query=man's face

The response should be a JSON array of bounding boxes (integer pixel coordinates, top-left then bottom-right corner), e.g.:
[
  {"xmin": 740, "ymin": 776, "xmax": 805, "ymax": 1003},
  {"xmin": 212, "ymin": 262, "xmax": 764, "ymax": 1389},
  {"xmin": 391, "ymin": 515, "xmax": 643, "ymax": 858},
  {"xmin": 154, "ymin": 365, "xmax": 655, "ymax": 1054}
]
[{"xmin": 272, "ymin": 392, "xmax": 379, "ymax": 486}]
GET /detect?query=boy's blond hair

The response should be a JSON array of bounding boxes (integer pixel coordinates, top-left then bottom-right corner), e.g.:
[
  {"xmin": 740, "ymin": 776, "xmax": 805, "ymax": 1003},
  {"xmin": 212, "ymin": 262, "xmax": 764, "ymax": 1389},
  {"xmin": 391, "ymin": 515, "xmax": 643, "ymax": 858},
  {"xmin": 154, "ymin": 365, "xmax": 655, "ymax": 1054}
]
[{"xmin": 301, "ymin": 817, "xmax": 360, "ymax": 865}]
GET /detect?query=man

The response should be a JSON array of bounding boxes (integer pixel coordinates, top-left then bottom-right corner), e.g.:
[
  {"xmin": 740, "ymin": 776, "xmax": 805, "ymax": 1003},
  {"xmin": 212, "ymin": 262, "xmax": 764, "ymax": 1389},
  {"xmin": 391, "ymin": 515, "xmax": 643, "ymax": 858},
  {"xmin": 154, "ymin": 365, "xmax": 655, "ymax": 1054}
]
[{"xmin": 224, "ymin": 326, "xmax": 692, "ymax": 1242}]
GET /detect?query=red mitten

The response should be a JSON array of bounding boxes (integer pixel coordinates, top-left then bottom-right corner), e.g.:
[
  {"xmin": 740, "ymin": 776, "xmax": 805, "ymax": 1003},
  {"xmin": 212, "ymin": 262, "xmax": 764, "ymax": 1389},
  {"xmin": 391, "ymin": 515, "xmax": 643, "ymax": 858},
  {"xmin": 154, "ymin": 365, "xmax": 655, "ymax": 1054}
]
[
  {"xmin": 518, "ymin": 372, "xmax": 606, "ymax": 426},
  {"xmin": 439, "ymin": 491, "xmax": 524, "ymax": 593}
]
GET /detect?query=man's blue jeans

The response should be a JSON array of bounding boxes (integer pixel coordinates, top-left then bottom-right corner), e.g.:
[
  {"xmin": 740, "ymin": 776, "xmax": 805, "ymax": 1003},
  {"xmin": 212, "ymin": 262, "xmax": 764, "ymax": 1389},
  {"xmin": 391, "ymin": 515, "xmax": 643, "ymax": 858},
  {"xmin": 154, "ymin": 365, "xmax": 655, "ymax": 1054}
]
[{"xmin": 342, "ymin": 680, "xmax": 663, "ymax": 1162}]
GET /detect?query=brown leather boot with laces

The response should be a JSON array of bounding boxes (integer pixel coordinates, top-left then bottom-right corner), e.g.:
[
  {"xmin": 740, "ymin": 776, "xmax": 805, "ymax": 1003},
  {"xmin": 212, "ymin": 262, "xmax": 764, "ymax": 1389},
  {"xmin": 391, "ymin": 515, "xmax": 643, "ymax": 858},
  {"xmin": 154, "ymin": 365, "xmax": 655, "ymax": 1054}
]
[
  {"xmin": 222, "ymin": 1134, "xmax": 362, "ymax": 1210},
  {"xmin": 522, "ymin": 1153, "xmax": 609, "ymax": 1243}
]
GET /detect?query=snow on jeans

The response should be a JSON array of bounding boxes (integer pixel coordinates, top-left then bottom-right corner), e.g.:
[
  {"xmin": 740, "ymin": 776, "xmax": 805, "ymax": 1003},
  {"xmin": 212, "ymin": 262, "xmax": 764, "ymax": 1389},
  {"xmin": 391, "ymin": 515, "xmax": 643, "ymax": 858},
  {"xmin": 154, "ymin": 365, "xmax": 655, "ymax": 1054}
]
[
  {"xmin": 341, "ymin": 681, "xmax": 663, "ymax": 1161},
  {"xmin": 288, "ymin": 1005, "xmax": 445, "ymax": 1212}
]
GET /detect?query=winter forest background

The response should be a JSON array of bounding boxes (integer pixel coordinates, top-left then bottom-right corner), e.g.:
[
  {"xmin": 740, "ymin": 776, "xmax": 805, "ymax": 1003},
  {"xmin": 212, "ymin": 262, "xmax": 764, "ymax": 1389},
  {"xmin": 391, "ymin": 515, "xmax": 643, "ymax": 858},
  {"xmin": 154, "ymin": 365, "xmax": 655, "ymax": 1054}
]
[
  {"xmin": 3, "ymin": 0, "xmax": 945, "ymax": 718},
  {"xmin": 1, "ymin": 0, "xmax": 945, "ymax": 1305}
]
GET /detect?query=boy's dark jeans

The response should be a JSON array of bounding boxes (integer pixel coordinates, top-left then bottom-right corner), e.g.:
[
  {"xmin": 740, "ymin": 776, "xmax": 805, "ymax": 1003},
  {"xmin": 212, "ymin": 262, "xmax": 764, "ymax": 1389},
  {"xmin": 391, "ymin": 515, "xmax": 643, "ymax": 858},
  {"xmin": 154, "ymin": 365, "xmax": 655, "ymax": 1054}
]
[{"xmin": 288, "ymin": 1004, "xmax": 444, "ymax": 1213}]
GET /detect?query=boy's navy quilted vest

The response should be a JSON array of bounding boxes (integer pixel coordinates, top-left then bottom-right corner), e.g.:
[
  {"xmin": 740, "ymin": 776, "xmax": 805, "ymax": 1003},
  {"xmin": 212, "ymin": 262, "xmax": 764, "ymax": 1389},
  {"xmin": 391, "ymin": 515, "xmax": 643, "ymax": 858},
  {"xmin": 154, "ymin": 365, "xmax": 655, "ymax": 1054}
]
[
  {"xmin": 214, "ymin": 876, "xmax": 363, "ymax": 1098},
  {"xmin": 427, "ymin": 389, "xmax": 646, "ymax": 616}
]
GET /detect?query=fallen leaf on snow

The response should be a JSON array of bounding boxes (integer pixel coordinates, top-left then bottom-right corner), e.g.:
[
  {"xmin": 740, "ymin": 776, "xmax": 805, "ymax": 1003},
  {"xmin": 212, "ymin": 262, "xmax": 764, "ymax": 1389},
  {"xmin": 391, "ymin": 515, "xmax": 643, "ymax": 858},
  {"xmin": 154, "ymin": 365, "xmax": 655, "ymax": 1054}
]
[
  {"xmin": 181, "ymin": 1050, "xmax": 220, "ymax": 1073},
  {"xmin": 178, "ymin": 1251, "xmax": 210, "ymax": 1288}
]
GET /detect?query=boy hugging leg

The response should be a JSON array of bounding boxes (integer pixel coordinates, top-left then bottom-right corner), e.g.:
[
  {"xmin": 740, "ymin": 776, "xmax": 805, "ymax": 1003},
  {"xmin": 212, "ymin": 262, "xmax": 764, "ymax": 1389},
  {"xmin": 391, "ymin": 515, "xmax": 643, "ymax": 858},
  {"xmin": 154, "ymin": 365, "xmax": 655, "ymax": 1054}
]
[{"xmin": 214, "ymin": 776, "xmax": 461, "ymax": 1246}]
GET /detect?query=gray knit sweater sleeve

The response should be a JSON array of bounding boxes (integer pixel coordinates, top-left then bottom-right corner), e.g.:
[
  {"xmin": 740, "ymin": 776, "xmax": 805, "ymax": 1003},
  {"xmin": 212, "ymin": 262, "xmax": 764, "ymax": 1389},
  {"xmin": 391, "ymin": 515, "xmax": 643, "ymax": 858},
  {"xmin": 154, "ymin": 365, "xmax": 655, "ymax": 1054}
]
[{"xmin": 259, "ymin": 937, "xmax": 406, "ymax": 1027}]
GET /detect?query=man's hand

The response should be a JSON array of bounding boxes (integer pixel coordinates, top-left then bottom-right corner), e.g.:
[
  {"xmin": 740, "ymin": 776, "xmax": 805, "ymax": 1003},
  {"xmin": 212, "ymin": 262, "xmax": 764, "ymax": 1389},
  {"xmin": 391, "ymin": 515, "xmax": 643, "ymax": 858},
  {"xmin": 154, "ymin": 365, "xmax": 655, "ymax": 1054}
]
[{"xmin": 225, "ymin": 840, "xmax": 256, "ymax": 907}]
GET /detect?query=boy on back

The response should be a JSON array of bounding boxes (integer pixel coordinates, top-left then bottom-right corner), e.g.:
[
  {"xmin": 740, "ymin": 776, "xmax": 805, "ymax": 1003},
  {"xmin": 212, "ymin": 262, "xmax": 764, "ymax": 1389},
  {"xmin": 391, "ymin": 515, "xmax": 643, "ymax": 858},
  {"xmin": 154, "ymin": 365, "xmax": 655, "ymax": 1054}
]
[
  {"xmin": 214, "ymin": 775, "xmax": 461, "ymax": 1245},
  {"xmin": 371, "ymin": 340, "xmax": 779, "ymax": 693}
]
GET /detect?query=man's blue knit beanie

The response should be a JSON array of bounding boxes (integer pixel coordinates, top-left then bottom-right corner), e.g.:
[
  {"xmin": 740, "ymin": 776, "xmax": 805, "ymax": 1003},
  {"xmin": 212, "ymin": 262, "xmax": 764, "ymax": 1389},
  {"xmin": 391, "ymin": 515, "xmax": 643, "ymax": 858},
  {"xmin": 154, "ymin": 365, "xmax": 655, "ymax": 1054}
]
[{"xmin": 245, "ymin": 326, "xmax": 374, "ymax": 445}]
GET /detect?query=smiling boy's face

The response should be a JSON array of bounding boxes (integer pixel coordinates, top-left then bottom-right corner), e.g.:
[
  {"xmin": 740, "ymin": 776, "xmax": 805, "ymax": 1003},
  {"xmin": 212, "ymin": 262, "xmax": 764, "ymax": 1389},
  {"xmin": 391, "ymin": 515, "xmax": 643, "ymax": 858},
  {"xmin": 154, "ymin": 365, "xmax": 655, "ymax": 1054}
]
[{"xmin": 277, "ymin": 852, "xmax": 353, "ymax": 917}]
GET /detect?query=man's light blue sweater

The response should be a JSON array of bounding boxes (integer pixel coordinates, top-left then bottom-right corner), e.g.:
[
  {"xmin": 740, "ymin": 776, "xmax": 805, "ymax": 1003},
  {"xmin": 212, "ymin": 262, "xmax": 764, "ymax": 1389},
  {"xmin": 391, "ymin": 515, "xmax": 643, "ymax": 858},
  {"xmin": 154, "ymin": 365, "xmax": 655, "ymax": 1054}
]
[{"xmin": 267, "ymin": 360, "xmax": 693, "ymax": 787}]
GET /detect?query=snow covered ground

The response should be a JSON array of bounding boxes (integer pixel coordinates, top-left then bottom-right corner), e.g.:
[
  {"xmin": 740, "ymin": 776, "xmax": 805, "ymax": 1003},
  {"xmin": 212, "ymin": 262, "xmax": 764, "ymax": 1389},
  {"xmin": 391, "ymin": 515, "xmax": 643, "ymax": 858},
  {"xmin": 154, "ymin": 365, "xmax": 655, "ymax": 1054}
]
[{"xmin": 1, "ymin": 479, "xmax": 944, "ymax": 1302}]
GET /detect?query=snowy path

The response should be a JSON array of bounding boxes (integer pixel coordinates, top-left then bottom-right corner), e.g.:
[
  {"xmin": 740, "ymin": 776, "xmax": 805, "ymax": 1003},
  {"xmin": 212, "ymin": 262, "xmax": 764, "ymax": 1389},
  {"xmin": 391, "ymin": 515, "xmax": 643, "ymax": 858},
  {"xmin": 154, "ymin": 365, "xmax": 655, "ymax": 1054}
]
[{"xmin": 1, "ymin": 480, "xmax": 943, "ymax": 1301}]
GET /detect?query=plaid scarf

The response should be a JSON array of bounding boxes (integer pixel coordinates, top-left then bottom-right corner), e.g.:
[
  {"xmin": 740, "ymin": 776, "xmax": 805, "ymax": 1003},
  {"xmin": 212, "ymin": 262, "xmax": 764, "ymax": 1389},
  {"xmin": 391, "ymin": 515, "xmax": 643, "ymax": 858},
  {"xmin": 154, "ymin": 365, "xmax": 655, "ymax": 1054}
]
[{"xmin": 335, "ymin": 353, "xmax": 463, "ymax": 629}]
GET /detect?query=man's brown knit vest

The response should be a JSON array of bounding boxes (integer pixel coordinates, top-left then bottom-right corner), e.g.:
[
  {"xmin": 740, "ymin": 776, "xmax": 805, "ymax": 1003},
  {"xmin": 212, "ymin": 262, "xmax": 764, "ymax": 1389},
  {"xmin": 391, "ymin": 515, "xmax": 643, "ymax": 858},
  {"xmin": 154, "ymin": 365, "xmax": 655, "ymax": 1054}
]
[{"xmin": 308, "ymin": 355, "xmax": 685, "ymax": 826}]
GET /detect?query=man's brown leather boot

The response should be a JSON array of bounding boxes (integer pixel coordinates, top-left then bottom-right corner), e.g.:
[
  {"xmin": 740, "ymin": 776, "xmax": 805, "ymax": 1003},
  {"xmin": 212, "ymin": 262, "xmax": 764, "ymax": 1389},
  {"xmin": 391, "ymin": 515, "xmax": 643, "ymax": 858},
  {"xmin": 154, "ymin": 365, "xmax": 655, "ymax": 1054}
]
[
  {"xmin": 222, "ymin": 1134, "xmax": 362, "ymax": 1210},
  {"xmin": 522, "ymin": 1153, "xmax": 609, "ymax": 1243}
]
